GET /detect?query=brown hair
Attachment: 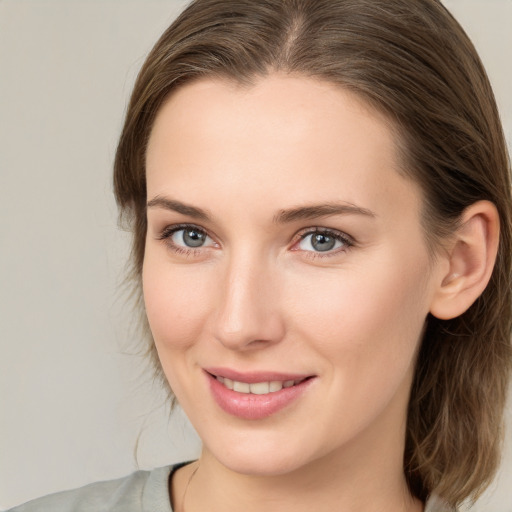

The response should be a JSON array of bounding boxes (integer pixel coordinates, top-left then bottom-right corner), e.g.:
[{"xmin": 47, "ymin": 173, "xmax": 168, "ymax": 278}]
[{"xmin": 114, "ymin": 0, "xmax": 512, "ymax": 506}]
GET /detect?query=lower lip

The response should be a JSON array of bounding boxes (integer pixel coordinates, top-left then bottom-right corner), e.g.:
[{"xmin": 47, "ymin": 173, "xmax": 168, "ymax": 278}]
[{"xmin": 207, "ymin": 373, "xmax": 314, "ymax": 420}]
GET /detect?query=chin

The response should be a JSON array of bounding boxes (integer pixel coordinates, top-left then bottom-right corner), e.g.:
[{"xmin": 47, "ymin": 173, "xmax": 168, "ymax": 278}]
[
  {"xmin": 216, "ymin": 450, "xmax": 310, "ymax": 477},
  {"xmin": 201, "ymin": 428, "xmax": 329, "ymax": 477}
]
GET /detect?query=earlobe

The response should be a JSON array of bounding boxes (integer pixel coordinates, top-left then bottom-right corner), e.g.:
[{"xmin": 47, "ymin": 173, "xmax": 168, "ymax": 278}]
[{"xmin": 429, "ymin": 200, "xmax": 500, "ymax": 320}]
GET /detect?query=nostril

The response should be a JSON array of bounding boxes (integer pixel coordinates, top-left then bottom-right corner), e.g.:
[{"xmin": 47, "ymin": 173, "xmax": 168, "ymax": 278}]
[{"xmin": 247, "ymin": 339, "xmax": 272, "ymax": 347}]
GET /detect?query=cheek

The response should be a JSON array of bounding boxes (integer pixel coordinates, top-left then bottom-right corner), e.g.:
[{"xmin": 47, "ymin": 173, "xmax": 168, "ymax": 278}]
[
  {"xmin": 142, "ymin": 250, "xmax": 213, "ymax": 351},
  {"xmin": 285, "ymin": 252, "xmax": 430, "ymax": 378}
]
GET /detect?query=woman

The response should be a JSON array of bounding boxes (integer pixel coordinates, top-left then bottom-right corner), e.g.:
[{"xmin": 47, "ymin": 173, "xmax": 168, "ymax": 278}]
[{"xmin": 9, "ymin": 0, "xmax": 511, "ymax": 511}]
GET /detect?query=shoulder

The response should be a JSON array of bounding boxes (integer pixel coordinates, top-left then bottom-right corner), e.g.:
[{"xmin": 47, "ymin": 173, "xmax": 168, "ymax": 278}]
[{"xmin": 7, "ymin": 465, "xmax": 178, "ymax": 512}]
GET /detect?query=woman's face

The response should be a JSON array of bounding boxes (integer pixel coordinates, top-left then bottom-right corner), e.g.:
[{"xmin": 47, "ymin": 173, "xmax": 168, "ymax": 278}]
[{"xmin": 143, "ymin": 75, "xmax": 447, "ymax": 476}]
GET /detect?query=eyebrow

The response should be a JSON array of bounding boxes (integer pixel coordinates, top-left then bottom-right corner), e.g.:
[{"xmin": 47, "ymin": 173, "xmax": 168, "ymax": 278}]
[
  {"xmin": 273, "ymin": 203, "xmax": 376, "ymax": 224},
  {"xmin": 146, "ymin": 196, "xmax": 376, "ymax": 223},
  {"xmin": 147, "ymin": 196, "xmax": 211, "ymax": 221}
]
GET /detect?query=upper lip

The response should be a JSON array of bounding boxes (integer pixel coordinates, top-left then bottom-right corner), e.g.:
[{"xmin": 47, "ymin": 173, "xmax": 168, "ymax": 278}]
[{"xmin": 204, "ymin": 367, "xmax": 314, "ymax": 384}]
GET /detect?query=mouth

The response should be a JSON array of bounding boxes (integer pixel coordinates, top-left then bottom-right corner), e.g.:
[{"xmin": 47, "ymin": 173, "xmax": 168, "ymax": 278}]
[{"xmin": 204, "ymin": 368, "xmax": 315, "ymax": 420}]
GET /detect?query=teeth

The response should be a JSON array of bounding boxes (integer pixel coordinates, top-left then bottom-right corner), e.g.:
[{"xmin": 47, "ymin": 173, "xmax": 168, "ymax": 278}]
[
  {"xmin": 216, "ymin": 376, "xmax": 301, "ymax": 394},
  {"xmin": 250, "ymin": 382, "xmax": 270, "ymax": 394},
  {"xmin": 233, "ymin": 381, "xmax": 250, "ymax": 393},
  {"xmin": 269, "ymin": 381, "xmax": 283, "ymax": 392}
]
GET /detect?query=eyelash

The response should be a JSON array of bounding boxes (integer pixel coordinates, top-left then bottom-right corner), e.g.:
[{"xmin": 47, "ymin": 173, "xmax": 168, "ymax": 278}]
[{"xmin": 157, "ymin": 223, "xmax": 354, "ymax": 259}]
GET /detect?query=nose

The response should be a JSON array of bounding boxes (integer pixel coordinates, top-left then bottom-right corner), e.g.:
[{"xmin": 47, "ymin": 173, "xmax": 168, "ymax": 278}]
[{"xmin": 212, "ymin": 252, "xmax": 285, "ymax": 351}]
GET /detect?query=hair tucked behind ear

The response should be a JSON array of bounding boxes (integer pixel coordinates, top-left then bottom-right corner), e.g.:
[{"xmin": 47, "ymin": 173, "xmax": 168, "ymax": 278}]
[{"xmin": 114, "ymin": 0, "xmax": 512, "ymax": 506}]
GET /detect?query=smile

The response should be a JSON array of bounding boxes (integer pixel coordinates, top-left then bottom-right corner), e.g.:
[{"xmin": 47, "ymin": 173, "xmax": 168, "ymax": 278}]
[
  {"xmin": 215, "ymin": 376, "xmax": 307, "ymax": 395},
  {"xmin": 205, "ymin": 369, "xmax": 315, "ymax": 420}
]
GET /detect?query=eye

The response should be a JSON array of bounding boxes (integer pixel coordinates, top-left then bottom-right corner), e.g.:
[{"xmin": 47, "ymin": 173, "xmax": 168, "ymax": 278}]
[
  {"xmin": 158, "ymin": 224, "xmax": 217, "ymax": 252},
  {"xmin": 295, "ymin": 229, "xmax": 353, "ymax": 254},
  {"xmin": 172, "ymin": 227, "xmax": 212, "ymax": 248}
]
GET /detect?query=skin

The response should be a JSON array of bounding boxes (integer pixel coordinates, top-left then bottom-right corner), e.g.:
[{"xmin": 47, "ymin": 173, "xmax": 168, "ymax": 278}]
[{"xmin": 142, "ymin": 74, "xmax": 492, "ymax": 512}]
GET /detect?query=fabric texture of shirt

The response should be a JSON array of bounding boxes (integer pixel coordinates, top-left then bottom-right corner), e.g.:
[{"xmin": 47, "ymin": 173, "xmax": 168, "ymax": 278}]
[{"xmin": 7, "ymin": 463, "xmax": 454, "ymax": 512}]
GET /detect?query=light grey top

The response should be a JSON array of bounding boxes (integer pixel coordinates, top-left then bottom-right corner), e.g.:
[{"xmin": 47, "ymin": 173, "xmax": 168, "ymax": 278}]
[
  {"xmin": 8, "ymin": 464, "xmax": 453, "ymax": 512},
  {"xmin": 7, "ymin": 465, "xmax": 178, "ymax": 512}
]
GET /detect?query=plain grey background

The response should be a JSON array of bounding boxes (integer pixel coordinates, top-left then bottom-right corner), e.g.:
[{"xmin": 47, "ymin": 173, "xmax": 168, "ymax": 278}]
[{"xmin": 1, "ymin": 1, "xmax": 511, "ymax": 510}]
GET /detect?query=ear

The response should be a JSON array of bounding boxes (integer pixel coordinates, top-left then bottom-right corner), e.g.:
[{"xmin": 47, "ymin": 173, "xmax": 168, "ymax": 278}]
[{"xmin": 429, "ymin": 200, "xmax": 500, "ymax": 320}]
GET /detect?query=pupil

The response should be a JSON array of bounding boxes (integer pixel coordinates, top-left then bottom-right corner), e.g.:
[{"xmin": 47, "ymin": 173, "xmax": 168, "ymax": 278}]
[
  {"xmin": 312, "ymin": 233, "xmax": 335, "ymax": 252},
  {"xmin": 183, "ymin": 230, "xmax": 205, "ymax": 247}
]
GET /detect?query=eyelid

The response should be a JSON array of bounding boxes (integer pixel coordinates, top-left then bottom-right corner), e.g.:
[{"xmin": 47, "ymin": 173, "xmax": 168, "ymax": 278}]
[
  {"xmin": 158, "ymin": 223, "xmax": 209, "ymax": 240},
  {"xmin": 295, "ymin": 226, "xmax": 354, "ymax": 243}
]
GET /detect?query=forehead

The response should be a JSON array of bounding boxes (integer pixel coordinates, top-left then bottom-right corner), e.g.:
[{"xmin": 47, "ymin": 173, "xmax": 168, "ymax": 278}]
[
  {"xmin": 149, "ymin": 74, "xmax": 396, "ymax": 160},
  {"xmin": 146, "ymin": 74, "xmax": 421, "ymax": 224}
]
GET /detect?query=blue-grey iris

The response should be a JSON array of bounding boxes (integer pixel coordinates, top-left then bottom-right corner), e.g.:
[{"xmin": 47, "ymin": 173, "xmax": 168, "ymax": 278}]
[
  {"xmin": 183, "ymin": 229, "xmax": 206, "ymax": 247},
  {"xmin": 311, "ymin": 233, "xmax": 336, "ymax": 252}
]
